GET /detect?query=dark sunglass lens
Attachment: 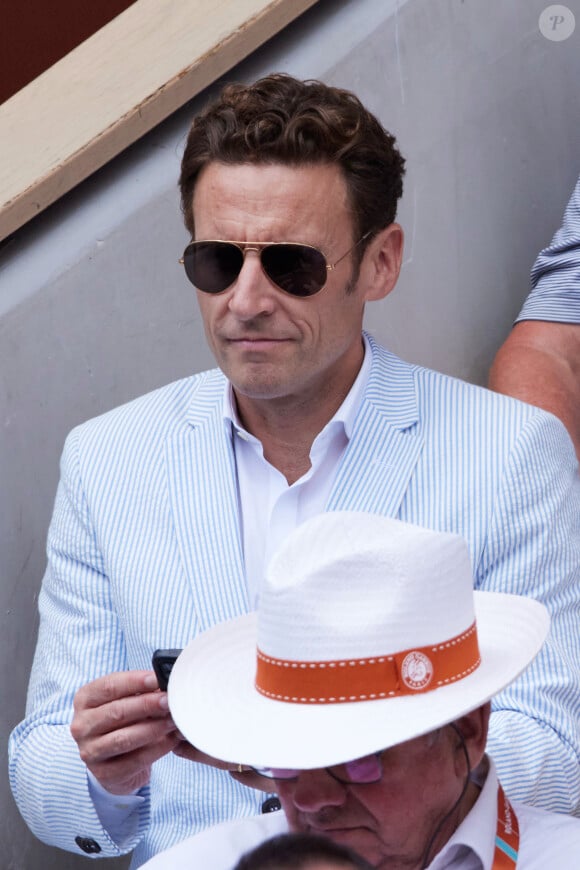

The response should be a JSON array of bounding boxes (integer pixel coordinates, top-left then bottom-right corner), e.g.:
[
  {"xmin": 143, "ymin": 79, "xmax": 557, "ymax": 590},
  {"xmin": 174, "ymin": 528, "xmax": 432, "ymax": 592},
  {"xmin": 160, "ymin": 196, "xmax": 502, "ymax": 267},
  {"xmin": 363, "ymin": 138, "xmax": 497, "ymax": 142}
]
[
  {"xmin": 183, "ymin": 242, "xmax": 243, "ymax": 293},
  {"xmin": 262, "ymin": 245, "xmax": 327, "ymax": 297}
]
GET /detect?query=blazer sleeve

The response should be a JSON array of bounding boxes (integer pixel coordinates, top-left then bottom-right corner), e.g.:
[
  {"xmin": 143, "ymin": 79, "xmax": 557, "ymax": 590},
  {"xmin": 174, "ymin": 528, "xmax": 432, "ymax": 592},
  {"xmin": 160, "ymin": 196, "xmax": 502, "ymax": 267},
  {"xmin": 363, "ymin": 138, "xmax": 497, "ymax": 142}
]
[
  {"xmin": 8, "ymin": 426, "xmax": 149, "ymax": 857},
  {"xmin": 481, "ymin": 409, "xmax": 580, "ymax": 813}
]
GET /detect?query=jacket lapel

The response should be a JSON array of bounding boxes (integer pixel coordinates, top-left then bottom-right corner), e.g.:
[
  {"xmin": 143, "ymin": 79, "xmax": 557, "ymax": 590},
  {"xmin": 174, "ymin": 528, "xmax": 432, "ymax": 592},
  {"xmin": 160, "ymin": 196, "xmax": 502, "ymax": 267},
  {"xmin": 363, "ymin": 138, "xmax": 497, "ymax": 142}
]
[
  {"xmin": 327, "ymin": 336, "xmax": 424, "ymax": 517},
  {"xmin": 165, "ymin": 376, "xmax": 248, "ymax": 633}
]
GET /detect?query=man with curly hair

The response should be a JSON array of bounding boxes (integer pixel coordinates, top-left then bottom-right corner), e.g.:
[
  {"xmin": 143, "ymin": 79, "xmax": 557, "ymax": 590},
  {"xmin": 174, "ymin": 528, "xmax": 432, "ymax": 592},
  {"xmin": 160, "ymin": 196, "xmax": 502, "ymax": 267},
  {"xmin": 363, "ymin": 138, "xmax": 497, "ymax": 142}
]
[{"xmin": 9, "ymin": 74, "xmax": 580, "ymax": 867}]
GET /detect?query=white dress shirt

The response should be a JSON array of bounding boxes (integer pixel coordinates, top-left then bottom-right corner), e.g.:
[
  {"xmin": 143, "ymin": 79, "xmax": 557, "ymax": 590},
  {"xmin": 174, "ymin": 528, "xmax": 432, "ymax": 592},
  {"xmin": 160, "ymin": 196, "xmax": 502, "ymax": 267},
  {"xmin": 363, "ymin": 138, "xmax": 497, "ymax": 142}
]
[
  {"xmin": 140, "ymin": 758, "xmax": 580, "ymax": 870},
  {"xmin": 225, "ymin": 335, "xmax": 371, "ymax": 605}
]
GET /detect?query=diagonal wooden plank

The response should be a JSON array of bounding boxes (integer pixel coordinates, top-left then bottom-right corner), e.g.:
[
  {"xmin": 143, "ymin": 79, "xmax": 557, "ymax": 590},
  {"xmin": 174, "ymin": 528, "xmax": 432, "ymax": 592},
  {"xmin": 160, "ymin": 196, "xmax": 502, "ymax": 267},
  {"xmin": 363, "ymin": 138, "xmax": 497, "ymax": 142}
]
[{"xmin": 0, "ymin": 0, "xmax": 320, "ymax": 242}]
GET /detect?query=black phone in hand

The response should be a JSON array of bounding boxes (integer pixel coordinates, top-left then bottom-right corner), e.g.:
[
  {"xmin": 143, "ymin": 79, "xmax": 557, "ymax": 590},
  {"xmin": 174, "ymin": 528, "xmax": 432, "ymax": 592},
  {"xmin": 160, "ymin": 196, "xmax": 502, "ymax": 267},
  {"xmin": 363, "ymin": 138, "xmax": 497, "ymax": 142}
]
[{"xmin": 152, "ymin": 648, "xmax": 182, "ymax": 691}]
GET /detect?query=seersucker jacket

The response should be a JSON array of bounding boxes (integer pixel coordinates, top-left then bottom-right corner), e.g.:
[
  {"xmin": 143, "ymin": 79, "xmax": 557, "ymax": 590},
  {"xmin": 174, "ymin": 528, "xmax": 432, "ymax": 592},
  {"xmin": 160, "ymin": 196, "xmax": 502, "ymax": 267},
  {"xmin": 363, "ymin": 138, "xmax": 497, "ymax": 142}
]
[{"xmin": 9, "ymin": 334, "xmax": 580, "ymax": 867}]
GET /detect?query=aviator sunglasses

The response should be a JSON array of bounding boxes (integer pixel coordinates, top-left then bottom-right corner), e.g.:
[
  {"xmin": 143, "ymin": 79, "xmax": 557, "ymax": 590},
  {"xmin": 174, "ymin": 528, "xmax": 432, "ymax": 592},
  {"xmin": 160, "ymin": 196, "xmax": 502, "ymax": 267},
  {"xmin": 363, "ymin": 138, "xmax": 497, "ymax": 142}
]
[{"xmin": 179, "ymin": 232, "xmax": 371, "ymax": 299}]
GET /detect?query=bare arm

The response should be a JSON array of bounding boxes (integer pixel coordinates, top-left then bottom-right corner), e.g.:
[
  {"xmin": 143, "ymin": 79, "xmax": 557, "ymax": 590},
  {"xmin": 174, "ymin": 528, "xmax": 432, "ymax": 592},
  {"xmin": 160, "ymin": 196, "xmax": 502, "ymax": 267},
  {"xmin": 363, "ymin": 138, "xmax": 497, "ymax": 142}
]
[{"xmin": 489, "ymin": 320, "xmax": 580, "ymax": 458}]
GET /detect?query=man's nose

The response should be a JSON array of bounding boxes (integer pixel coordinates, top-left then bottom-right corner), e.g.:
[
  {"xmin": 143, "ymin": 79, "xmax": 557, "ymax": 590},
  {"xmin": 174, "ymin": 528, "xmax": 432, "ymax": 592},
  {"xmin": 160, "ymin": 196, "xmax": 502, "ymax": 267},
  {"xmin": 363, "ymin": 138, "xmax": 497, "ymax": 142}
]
[
  {"xmin": 290, "ymin": 769, "xmax": 347, "ymax": 813},
  {"xmin": 227, "ymin": 250, "xmax": 277, "ymax": 319}
]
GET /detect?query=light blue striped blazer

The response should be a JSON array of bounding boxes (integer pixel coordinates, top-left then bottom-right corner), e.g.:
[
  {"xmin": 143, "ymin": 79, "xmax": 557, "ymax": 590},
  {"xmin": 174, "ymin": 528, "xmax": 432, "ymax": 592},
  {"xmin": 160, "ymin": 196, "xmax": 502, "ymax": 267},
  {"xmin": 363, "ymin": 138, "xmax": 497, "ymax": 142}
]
[{"xmin": 9, "ymin": 335, "xmax": 580, "ymax": 867}]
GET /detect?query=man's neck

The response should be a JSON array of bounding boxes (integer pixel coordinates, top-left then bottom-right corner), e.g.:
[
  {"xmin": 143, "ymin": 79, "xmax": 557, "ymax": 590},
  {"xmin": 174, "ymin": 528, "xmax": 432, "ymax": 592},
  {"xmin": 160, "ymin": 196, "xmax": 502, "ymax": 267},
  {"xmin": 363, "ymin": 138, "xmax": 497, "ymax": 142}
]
[
  {"xmin": 234, "ymin": 391, "xmax": 345, "ymax": 485},
  {"xmin": 232, "ymin": 340, "xmax": 367, "ymax": 484},
  {"xmin": 419, "ymin": 775, "xmax": 485, "ymax": 870},
  {"xmin": 373, "ymin": 781, "xmax": 482, "ymax": 870}
]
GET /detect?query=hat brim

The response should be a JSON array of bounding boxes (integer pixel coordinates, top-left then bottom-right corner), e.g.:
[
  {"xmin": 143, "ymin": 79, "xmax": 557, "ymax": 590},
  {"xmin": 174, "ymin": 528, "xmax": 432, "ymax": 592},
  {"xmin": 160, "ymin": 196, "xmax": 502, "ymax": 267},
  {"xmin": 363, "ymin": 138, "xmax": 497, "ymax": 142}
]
[{"xmin": 168, "ymin": 592, "xmax": 549, "ymax": 769}]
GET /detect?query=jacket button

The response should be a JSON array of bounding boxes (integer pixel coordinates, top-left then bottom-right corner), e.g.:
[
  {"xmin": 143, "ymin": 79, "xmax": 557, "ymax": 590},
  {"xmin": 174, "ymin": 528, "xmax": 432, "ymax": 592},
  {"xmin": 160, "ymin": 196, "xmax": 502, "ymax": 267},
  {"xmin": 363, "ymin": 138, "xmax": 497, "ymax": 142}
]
[
  {"xmin": 75, "ymin": 836, "xmax": 102, "ymax": 854},
  {"xmin": 261, "ymin": 797, "xmax": 281, "ymax": 813}
]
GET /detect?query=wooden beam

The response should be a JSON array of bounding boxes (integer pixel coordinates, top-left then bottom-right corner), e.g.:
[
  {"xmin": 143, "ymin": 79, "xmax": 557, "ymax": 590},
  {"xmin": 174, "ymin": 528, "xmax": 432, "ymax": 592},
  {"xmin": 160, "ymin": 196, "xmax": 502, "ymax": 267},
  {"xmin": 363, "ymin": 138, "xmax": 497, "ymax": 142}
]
[{"xmin": 0, "ymin": 0, "xmax": 319, "ymax": 242}]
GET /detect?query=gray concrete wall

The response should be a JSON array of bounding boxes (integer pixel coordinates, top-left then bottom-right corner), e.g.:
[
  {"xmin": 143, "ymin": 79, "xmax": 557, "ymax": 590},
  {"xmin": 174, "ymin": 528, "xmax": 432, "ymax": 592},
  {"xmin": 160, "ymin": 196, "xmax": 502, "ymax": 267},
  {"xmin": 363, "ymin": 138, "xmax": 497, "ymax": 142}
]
[{"xmin": 1, "ymin": 0, "xmax": 579, "ymax": 867}]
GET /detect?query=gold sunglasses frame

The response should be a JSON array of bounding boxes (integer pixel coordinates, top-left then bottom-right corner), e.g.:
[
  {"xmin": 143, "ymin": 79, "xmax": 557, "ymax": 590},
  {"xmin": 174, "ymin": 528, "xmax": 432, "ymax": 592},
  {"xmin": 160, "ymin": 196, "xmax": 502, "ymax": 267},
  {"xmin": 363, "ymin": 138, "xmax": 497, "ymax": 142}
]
[{"xmin": 178, "ymin": 231, "xmax": 372, "ymax": 294}]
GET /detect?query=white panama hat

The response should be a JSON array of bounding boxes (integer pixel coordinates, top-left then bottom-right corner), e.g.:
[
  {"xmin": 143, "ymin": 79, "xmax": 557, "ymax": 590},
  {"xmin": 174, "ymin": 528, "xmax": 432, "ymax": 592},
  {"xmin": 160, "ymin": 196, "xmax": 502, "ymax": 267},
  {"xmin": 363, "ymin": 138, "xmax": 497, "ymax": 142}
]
[{"xmin": 168, "ymin": 512, "xmax": 549, "ymax": 769}]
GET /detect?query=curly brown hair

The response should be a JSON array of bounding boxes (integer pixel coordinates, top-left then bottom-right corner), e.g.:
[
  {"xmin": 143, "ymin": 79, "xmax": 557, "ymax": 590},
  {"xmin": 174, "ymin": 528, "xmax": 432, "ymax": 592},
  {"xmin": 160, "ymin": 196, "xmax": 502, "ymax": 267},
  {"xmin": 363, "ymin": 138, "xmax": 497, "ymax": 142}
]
[{"xmin": 179, "ymin": 73, "xmax": 405, "ymax": 256}]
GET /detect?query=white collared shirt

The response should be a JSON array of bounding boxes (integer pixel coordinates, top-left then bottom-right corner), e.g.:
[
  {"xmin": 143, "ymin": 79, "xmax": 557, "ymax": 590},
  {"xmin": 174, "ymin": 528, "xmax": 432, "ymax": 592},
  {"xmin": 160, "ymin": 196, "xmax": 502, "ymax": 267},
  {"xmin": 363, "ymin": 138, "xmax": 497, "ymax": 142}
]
[
  {"xmin": 427, "ymin": 758, "xmax": 580, "ymax": 868},
  {"xmin": 224, "ymin": 335, "xmax": 372, "ymax": 606}
]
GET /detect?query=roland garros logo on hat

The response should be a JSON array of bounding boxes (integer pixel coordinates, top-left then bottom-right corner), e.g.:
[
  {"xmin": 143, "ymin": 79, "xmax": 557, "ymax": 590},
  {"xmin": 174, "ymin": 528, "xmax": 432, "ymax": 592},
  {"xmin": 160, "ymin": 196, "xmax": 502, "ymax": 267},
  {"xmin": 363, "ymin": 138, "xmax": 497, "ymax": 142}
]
[{"xmin": 401, "ymin": 651, "xmax": 434, "ymax": 691}]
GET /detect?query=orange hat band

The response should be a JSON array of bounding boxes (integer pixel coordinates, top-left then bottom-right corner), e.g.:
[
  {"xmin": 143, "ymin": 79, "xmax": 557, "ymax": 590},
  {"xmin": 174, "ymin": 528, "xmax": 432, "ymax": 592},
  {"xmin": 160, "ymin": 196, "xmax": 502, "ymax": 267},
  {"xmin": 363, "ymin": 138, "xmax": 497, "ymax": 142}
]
[{"xmin": 256, "ymin": 622, "xmax": 480, "ymax": 704}]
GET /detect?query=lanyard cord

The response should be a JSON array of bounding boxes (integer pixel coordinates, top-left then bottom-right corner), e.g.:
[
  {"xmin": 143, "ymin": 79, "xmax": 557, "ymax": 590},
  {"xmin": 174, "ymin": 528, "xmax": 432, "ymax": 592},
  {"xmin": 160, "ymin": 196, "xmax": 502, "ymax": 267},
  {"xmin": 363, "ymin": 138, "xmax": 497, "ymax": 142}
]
[
  {"xmin": 420, "ymin": 723, "xmax": 472, "ymax": 870},
  {"xmin": 420, "ymin": 727, "xmax": 520, "ymax": 869}
]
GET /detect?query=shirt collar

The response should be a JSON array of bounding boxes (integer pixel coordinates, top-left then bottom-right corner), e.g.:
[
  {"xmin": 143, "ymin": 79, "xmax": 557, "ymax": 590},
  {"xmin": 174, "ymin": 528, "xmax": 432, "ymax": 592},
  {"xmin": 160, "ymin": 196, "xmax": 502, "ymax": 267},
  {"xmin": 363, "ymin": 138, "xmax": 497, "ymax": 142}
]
[
  {"xmin": 222, "ymin": 334, "xmax": 372, "ymax": 442},
  {"xmin": 428, "ymin": 756, "xmax": 498, "ymax": 870}
]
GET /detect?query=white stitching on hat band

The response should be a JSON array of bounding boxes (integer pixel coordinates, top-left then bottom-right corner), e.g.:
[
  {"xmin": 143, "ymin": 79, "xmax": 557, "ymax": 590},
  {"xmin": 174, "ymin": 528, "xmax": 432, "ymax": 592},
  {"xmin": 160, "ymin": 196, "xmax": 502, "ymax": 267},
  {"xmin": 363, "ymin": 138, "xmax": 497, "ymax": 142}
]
[{"xmin": 255, "ymin": 622, "xmax": 480, "ymax": 704}]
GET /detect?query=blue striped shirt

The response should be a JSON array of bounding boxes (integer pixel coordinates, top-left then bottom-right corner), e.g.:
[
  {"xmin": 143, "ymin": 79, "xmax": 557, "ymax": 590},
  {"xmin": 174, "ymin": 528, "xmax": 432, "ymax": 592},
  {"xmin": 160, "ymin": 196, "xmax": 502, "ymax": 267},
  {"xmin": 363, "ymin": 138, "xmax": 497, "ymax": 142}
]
[{"xmin": 518, "ymin": 176, "xmax": 580, "ymax": 324}]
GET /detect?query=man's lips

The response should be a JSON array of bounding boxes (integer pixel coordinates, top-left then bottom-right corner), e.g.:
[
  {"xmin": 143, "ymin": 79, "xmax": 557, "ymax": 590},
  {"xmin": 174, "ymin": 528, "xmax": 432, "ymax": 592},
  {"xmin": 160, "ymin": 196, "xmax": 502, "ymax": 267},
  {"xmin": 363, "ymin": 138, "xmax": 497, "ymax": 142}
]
[
  {"xmin": 227, "ymin": 336, "xmax": 290, "ymax": 343},
  {"xmin": 305, "ymin": 824, "xmax": 375, "ymax": 853},
  {"xmin": 306, "ymin": 823, "xmax": 367, "ymax": 836},
  {"xmin": 224, "ymin": 336, "xmax": 293, "ymax": 351}
]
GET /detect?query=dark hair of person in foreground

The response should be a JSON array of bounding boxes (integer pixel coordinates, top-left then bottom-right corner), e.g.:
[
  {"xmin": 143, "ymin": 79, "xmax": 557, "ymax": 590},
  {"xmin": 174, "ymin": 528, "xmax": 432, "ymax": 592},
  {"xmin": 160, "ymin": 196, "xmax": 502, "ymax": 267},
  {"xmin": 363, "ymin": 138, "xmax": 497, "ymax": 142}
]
[{"xmin": 232, "ymin": 832, "xmax": 374, "ymax": 870}]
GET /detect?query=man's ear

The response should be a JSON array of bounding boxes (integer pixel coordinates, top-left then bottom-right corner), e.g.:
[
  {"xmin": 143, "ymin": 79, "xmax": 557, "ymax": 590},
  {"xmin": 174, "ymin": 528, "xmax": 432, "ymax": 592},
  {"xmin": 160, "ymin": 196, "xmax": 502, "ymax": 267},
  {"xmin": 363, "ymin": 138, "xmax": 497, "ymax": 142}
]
[
  {"xmin": 453, "ymin": 703, "xmax": 491, "ymax": 771},
  {"xmin": 361, "ymin": 222, "xmax": 404, "ymax": 303}
]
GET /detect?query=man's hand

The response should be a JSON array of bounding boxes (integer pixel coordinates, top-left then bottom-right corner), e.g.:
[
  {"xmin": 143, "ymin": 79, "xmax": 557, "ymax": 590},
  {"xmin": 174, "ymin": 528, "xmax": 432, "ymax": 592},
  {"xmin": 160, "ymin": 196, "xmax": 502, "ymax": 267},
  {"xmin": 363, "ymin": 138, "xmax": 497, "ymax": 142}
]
[{"xmin": 71, "ymin": 670, "xmax": 181, "ymax": 795}]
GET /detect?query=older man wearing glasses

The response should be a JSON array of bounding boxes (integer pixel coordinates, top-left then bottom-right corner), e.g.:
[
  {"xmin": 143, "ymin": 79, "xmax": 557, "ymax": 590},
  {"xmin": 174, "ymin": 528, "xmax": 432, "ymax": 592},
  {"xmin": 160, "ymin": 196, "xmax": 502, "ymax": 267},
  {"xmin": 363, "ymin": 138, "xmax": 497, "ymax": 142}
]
[
  {"xmin": 141, "ymin": 513, "xmax": 580, "ymax": 870},
  {"xmin": 9, "ymin": 74, "xmax": 580, "ymax": 868}
]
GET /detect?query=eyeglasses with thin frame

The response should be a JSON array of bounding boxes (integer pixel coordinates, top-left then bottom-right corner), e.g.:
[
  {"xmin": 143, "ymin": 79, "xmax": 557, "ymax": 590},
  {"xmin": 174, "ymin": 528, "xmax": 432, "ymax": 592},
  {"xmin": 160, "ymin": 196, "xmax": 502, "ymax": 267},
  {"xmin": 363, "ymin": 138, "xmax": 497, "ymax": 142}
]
[
  {"xmin": 179, "ymin": 232, "xmax": 372, "ymax": 299},
  {"xmin": 251, "ymin": 751, "xmax": 383, "ymax": 785}
]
